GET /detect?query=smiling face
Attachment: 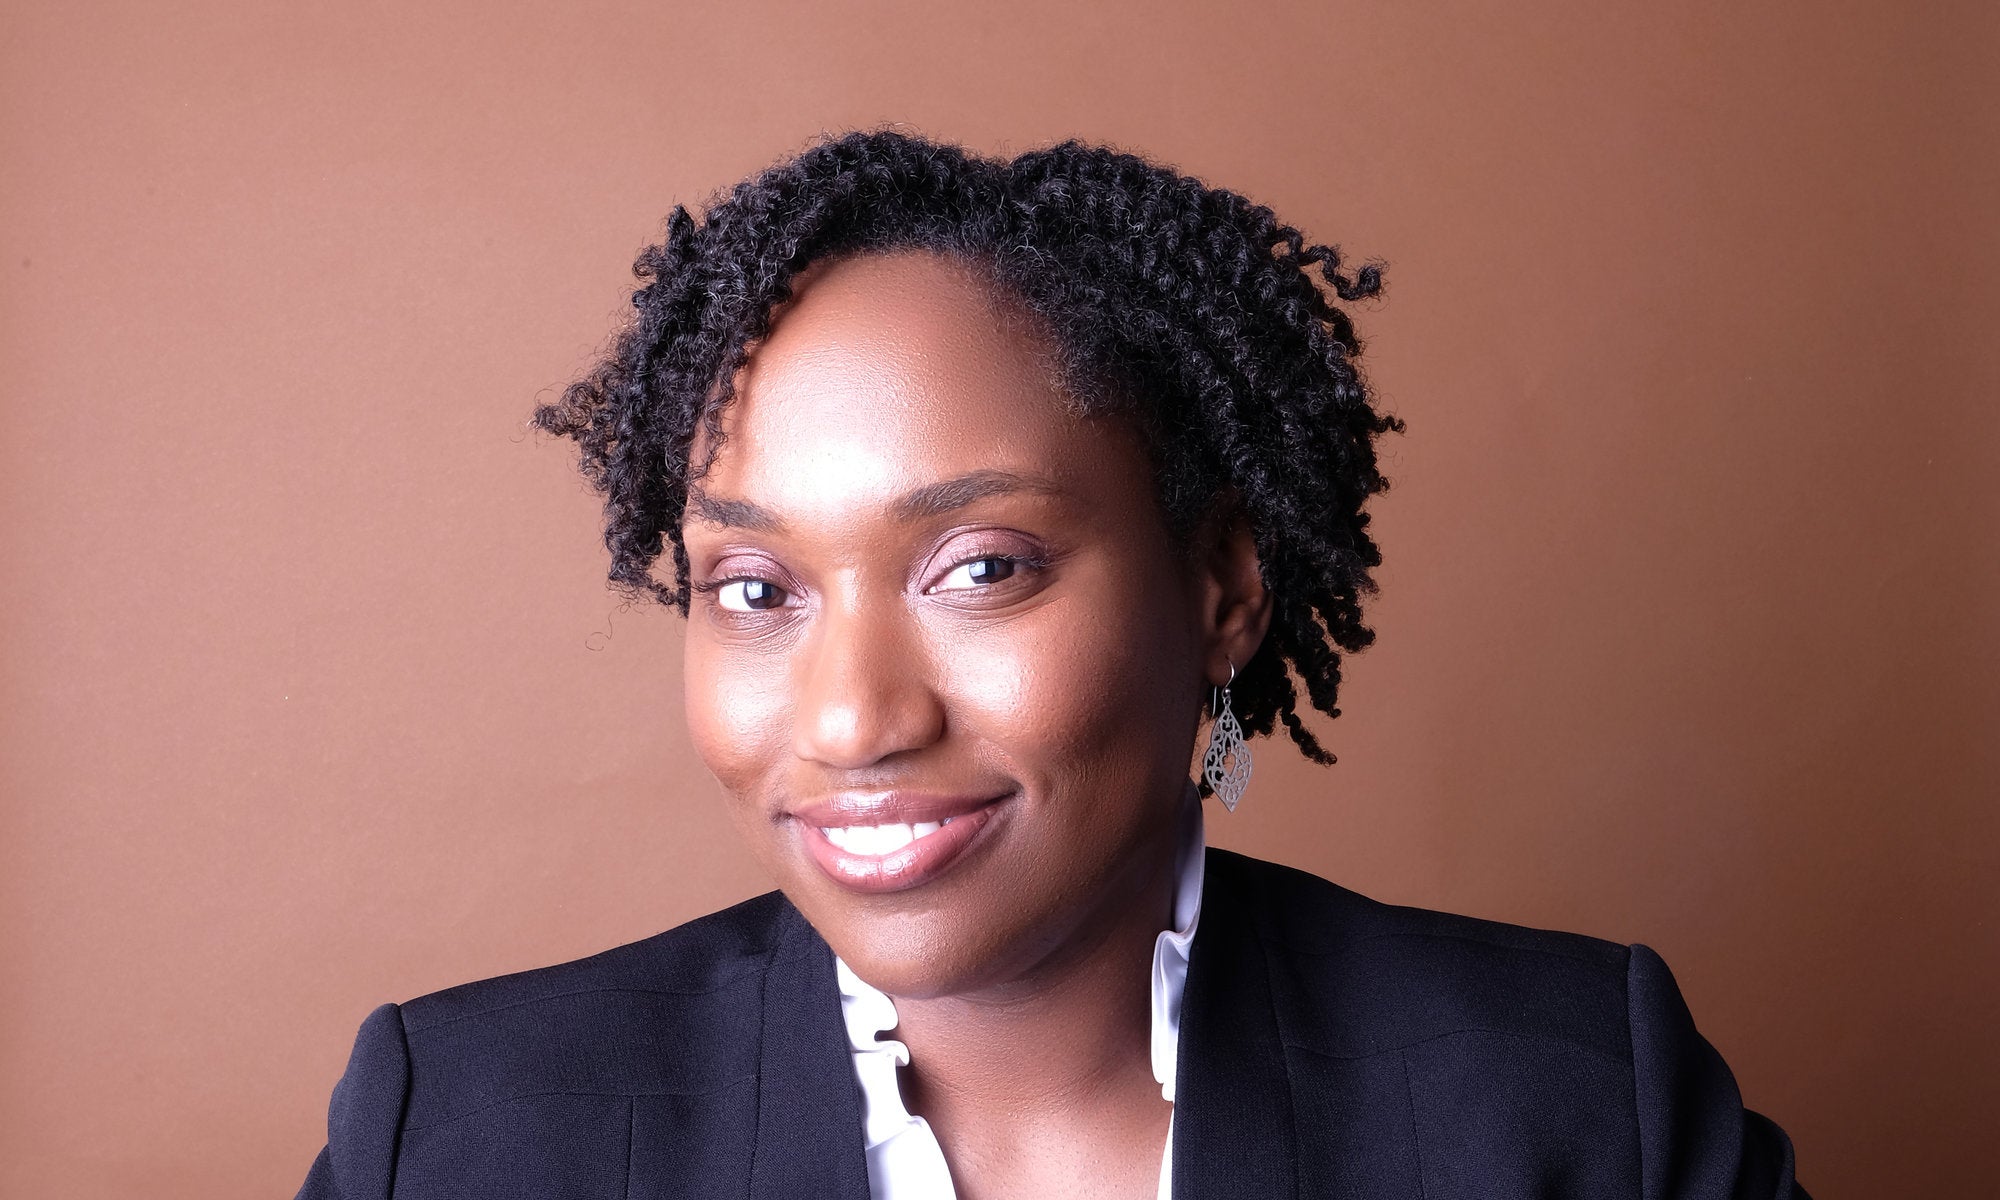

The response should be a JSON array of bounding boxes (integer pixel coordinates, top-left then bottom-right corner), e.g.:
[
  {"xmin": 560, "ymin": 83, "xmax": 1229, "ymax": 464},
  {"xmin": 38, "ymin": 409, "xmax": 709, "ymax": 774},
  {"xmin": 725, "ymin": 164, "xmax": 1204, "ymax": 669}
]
[{"xmin": 680, "ymin": 251, "xmax": 1233, "ymax": 999}]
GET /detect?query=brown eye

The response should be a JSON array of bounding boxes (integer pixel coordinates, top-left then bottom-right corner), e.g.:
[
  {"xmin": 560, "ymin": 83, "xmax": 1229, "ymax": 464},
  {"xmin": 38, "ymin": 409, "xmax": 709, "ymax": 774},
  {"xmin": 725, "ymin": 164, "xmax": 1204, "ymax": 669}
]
[
  {"xmin": 717, "ymin": 578, "xmax": 790, "ymax": 611},
  {"xmin": 934, "ymin": 556, "xmax": 1016, "ymax": 591},
  {"xmin": 966, "ymin": 557, "xmax": 1014, "ymax": 584}
]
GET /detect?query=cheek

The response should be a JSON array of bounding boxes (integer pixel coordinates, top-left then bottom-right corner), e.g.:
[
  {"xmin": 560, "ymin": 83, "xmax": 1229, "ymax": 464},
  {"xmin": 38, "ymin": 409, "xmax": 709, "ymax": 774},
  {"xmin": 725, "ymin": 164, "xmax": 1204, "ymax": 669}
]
[
  {"xmin": 947, "ymin": 585, "xmax": 1194, "ymax": 785},
  {"xmin": 682, "ymin": 632, "xmax": 791, "ymax": 799}
]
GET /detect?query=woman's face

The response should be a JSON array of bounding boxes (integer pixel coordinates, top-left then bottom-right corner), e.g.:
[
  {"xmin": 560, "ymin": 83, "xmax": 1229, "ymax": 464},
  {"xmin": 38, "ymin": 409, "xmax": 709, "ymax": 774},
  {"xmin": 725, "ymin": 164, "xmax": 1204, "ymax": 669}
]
[{"xmin": 681, "ymin": 251, "xmax": 1241, "ymax": 999}]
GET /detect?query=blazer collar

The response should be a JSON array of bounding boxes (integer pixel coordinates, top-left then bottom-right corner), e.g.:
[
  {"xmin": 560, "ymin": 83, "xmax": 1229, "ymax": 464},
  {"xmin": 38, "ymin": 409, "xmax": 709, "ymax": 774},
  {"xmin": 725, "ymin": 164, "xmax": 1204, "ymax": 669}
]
[
  {"xmin": 1170, "ymin": 847, "xmax": 1302, "ymax": 1200},
  {"xmin": 748, "ymin": 902, "xmax": 873, "ymax": 1200}
]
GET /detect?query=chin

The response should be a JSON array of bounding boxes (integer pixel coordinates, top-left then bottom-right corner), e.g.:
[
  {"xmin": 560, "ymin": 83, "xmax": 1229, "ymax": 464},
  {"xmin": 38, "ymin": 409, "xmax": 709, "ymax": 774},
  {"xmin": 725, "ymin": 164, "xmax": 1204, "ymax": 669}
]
[{"xmin": 810, "ymin": 908, "xmax": 1000, "ymax": 998}]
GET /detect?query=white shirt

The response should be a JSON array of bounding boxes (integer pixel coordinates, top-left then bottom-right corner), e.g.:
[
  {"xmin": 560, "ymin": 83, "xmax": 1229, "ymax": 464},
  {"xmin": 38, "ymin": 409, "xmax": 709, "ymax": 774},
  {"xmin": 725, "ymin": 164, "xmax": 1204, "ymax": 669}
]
[{"xmin": 834, "ymin": 786, "xmax": 1208, "ymax": 1200}]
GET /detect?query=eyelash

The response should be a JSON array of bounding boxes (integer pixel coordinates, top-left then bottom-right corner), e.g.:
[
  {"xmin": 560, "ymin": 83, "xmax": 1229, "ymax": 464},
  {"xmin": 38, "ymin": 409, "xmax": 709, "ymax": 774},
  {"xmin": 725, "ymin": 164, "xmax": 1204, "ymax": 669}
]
[{"xmin": 691, "ymin": 551, "xmax": 1052, "ymax": 613}]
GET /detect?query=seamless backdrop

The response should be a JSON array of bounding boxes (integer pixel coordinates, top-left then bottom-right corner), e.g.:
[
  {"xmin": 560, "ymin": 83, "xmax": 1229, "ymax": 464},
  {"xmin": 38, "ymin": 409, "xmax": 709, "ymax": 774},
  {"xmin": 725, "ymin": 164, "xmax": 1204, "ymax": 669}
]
[{"xmin": 2, "ymin": 1, "xmax": 1995, "ymax": 1197}]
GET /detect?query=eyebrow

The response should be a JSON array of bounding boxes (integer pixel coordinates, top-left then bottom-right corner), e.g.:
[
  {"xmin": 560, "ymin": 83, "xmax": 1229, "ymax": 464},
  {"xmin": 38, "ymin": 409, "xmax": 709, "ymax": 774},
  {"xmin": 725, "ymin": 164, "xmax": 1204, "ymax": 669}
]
[{"xmin": 686, "ymin": 469, "xmax": 1061, "ymax": 532}]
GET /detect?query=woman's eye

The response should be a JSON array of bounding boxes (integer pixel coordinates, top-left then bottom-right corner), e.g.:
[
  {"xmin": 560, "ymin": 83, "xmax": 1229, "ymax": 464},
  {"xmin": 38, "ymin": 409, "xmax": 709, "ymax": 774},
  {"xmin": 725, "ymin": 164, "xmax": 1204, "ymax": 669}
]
[
  {"xmin": 715, "ymin": 578, "xmax": 790, "ymax": 612},
  {"xmin": 933, "ymin": 556, "xmax": 1017, "ymax": 592}
]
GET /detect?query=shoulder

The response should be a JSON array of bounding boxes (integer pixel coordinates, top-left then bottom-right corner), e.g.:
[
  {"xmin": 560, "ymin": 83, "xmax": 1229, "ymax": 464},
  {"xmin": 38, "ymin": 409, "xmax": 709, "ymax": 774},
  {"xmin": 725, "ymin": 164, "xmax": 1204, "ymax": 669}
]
[
  {"xmin": 1203, "ymin": 850, "xmax": 1637, "ymax": 1107},
  {"xmin": 304, "ymin": 891, "xmax": 804, "ymax": 1200},
  {"xmin": 1208, "ymin": 847, "xmax": 1632, "ymax": 1051},
  {"xmin": 1211, "ymin": 847, "xmax": 1626, "ymax": 963},
  {"xmin": 398, "ymin": 887, "xmax": 797, "ymax": 1034},
  {"xmin": 1203, "ymin": 850, "xmax": 1806, "ymax": 1198},
  {"xmin": 392, "ymin": 890, "xmax": 800, "ymax": 1115}
]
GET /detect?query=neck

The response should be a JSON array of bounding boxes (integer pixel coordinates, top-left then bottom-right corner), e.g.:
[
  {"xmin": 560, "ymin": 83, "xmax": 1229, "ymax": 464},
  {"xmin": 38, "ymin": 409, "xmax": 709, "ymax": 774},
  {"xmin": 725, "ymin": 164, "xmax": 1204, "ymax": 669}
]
[{"xmin": 889, "ymin": 818, "xmax": 1179, "ymax": 1125}]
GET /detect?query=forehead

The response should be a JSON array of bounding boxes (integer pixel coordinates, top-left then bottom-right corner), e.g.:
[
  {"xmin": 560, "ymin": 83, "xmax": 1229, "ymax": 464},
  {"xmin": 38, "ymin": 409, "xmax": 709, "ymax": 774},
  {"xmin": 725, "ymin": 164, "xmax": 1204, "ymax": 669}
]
[{"xmin": 696, "ymin": 251, "xmax": 1103, "ymax": 517}]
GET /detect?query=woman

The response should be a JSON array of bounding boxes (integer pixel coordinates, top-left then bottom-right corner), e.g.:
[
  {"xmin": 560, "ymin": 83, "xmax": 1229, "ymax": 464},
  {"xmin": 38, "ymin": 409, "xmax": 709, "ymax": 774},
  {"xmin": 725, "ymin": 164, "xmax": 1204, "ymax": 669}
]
[{"xmin": 295, "ymin": 131, "xmax": 1807, "ymax": 1199}]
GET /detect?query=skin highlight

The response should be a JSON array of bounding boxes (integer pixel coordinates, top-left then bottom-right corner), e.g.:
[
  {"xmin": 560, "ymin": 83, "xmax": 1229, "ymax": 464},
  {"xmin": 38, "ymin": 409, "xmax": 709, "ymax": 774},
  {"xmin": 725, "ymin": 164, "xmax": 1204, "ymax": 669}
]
[{"xmin": 679, "ymin": 250, "xmax": 1270, "ymax": 1200}]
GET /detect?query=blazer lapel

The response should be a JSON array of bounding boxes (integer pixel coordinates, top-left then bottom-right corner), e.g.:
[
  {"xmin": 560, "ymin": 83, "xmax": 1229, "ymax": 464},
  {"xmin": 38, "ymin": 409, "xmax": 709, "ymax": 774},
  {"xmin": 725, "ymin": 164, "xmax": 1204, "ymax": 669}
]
[
  {"xmin": 747, "ymin": 903, "xmax": 873, "ymax": 1200},
  {"xmin": 1172, "ymin": 849, "xmax": 1301, "ymax": 1200}
]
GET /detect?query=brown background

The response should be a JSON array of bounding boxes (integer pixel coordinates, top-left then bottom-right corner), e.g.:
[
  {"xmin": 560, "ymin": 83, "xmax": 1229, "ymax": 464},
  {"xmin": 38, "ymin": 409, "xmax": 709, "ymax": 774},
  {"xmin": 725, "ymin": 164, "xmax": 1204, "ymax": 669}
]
[{"xmin": 3, "ymin": 1, "xmax": 1994, "ymax": 1196}]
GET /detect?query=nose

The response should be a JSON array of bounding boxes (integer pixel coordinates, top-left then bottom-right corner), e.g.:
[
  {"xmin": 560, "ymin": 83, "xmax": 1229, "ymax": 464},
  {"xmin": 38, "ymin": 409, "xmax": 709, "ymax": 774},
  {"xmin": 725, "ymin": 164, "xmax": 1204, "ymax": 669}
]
[{"xmin": 791, "ymin": 596, "xmax": 946, "ymax": 769}]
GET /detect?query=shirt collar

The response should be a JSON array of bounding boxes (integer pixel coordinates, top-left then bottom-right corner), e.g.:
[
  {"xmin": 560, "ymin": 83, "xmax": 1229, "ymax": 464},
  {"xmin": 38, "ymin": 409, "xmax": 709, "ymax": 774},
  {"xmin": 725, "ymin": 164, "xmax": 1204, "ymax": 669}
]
[{"xmin": 1151, "ymin": 780, "xmax": 1207, "ymax": 1102}]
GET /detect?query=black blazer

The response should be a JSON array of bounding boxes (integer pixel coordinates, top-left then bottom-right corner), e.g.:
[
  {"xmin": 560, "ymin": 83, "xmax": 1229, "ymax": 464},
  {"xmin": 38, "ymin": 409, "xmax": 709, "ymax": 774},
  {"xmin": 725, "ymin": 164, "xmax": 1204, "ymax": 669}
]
[{"xmin": 295, "ymin": 850, "xmax": 1806, "ymax": 1199}]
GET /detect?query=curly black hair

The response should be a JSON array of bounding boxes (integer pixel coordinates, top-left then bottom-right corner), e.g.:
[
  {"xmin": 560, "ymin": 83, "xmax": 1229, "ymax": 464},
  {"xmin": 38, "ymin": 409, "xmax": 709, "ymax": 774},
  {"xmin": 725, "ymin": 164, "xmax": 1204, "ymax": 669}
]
[{"xmin": 534, "ymin": 129, "xmax": 1402, "ymax": 765}]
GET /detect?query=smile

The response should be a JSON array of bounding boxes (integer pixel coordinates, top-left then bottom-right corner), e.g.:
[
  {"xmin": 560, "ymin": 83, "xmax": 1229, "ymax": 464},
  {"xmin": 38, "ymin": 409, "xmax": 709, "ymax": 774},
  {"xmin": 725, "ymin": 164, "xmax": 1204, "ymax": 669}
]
[
  {"xmin": 794, "ymin": 793, "xmax": 1006, "ymax": 894},
  {"xmin": 820, "ymin": 819, "xmax": 955, "ymax": 855}
]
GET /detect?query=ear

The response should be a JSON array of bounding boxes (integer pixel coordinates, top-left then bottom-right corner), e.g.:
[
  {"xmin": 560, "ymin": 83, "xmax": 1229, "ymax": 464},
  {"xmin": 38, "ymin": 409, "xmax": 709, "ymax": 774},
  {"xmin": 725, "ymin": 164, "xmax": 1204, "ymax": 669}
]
[{"xmin": 1190, "ymin": 498, "xmax": 1272, "ymax": 689}]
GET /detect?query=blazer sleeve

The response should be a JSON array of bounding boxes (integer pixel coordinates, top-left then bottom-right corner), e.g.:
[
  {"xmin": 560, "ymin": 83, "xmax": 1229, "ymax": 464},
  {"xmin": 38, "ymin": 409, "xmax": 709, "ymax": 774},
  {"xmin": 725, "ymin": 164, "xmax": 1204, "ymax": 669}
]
[
  {"xmin": 1627, "ymin": 944, "xmax": 1809, "ymax": 1200},
  {"xmin": 293, "ymin": 1002, "xmax": 412, "ymax": 1200}
]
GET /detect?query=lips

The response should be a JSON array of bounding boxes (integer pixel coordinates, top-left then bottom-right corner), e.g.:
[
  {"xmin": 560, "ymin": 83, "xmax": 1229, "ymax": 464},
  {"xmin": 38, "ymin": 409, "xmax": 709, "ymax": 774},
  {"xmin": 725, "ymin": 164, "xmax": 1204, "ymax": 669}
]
[{"xmin": 792, "ymin": 791, "xmax": 1006, "ymax": 893}]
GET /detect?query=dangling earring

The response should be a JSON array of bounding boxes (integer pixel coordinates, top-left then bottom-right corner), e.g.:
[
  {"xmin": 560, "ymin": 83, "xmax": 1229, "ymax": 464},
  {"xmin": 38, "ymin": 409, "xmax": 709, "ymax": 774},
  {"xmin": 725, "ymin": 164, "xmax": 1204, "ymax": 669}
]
[{"xmin": 1202, "ymin": 661, "xmax": 1252, "ymax": 812}]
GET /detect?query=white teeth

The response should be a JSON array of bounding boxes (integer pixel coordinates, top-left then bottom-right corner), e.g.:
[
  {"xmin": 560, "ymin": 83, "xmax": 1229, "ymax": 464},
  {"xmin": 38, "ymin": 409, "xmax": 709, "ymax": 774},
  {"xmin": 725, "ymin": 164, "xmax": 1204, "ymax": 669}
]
[{"xmin": 823, "ymin": 820, "xmax": 949, "ymax": 856}]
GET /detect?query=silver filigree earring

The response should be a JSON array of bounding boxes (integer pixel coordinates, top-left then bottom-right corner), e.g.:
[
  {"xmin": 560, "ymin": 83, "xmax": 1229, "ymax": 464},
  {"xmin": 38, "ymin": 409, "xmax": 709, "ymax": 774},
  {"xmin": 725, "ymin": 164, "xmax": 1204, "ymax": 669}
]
[{"xmin": 1202, "ymin": 662, "xmax": 1252, "ymax": 812}]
